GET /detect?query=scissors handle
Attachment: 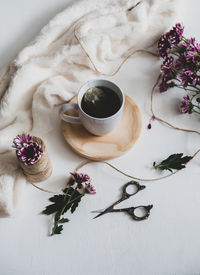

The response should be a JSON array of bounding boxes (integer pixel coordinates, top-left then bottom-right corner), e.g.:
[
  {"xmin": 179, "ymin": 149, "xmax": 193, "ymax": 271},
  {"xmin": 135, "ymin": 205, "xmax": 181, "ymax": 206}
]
[
  {"xmin": 113, "ymin": 205, "xmax": 153, "ymax": 221},
  {"xmin": 111, "ymin": 181, "xmax": 146, "ymax": 208},
  {"xmin": 122, "ymin": 181, "xmax": 145, "ymax": 199}
]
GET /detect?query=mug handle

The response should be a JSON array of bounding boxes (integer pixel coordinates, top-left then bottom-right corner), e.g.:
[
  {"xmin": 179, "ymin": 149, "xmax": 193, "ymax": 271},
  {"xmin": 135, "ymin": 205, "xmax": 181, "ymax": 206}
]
[{"xmin": 59, "ymin": 104, "xmax": 81, "ymax": 124}]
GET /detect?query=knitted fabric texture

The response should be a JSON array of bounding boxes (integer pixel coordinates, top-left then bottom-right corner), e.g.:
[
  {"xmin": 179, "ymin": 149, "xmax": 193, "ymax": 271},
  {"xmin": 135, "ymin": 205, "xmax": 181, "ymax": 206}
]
[{"xmin": 0, "ymin": 0, "xmax": 180, "ymax": 215}]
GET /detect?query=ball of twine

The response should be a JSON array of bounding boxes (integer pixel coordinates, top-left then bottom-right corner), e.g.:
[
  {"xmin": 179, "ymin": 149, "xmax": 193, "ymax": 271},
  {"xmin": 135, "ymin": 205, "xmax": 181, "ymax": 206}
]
[{"xmin": 18, "ymin": 136, "xmax": 52, "ymax": 183}]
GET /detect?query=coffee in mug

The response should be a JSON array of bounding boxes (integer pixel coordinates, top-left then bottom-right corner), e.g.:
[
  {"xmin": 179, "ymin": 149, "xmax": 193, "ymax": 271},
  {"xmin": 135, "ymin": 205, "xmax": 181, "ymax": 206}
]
[
  {"xmin": 81, "ymin": 86, "xmax": 121, "ymax": 118},
  {"xmin": 59, "ymin": 79, "xmax": 124, "ymax": 136}
]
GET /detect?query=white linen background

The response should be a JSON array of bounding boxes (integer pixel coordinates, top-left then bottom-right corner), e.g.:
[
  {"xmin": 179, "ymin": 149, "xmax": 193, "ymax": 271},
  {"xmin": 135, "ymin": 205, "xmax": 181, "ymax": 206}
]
[
  {"xmin": 0, "ymin": 0, "xmax": 200, "ymax": 275},
  {"xmin": 0, "ymin": 0, "xmax": 181, "ymax": 215}
]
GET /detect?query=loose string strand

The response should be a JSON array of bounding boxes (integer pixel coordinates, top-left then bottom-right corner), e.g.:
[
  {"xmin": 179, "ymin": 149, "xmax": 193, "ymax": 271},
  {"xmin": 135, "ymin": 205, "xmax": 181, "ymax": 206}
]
[
  {"xmin": 74, "ymin": 23, "xmax": 158, "ymax": 77},
  {"xmin": 75, "ymin": 148, "xmax": 200, "ymax": 182},
  {"xmin": 31, "ymin": 149, "xmax": 200, "ymax": 194}
]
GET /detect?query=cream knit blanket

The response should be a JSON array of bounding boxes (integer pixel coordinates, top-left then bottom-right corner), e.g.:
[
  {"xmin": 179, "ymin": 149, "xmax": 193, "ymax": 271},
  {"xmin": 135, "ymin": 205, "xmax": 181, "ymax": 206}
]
[{"xmin": 0, "ymin": 0, "xmax": 179, "ymax": 215}]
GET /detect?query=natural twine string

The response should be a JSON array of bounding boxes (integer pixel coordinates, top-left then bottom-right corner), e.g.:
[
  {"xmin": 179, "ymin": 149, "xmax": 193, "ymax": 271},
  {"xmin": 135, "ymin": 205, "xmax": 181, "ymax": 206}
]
[
  {"xmin": 75, "ymin": 149, "xmax": 200, "ymax": 182},
  {"xmin": 30, "ymin": 148, "xmax": 200, "ymax": 194},
  {"xmin": 74, "ymin": 23, "xmax": 158, "ymax": 77},
  {"xmin": 28, "ymin": 15, "xmax": 200, "ymax": 192}
]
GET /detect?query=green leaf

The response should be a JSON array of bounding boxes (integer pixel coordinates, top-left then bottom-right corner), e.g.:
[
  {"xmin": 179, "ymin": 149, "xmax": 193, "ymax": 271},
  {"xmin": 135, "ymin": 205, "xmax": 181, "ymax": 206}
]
[
  {"xmin": 153, "ymin": 153, "xmax": 193, "ymax": 172},
  {"xmin": 61, "ymin": 189, "xmax": 82, "ymax": 214},
  {"xmin": 49, "ymin": 194, "xmax": 63, "ymax": 203},
  {"xmin": 42, "ymin": 187, "xmax": 75, "ymax": 215},
  {"xmin": 42, "ymin": 186, "xmax": 84, "ymax": 236},
  {"xmin": 52, "ymin": 225, "xmax": 63, "ymax": 235},
  {"xmin": 54, "ymin": 211, "xmax": 61, "ymax": 223},
  {"xmin": 42, "ymin": 194, "xmax": 65, "ymax": 215},
  {"xmin": 63, "ymin": 187, "xmax": 74, "ymax": 195},
  {"xmin": 58, "ymin": 218, "xmax": 69, "ymax": 224},
  {"xmin": 71, "ymin": 193, "xmax": 82, "ymax": 214},
  {"xmin": 42, "ymin": 204, "xmax": 61, "ymax": 215}
]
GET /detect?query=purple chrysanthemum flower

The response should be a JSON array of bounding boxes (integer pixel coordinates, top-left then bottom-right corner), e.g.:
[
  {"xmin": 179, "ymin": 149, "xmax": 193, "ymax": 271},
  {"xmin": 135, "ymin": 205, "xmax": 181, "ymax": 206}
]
[
  {"xmin": 189, "ymin": 37, "xmax": 196, "ymax": 47},
  {"xmin": 175, "ymin": 23, "xmax": 184, "ymax": 37},
  {"xmin": 17, "ymin": 141, "xmax": 43, "ymax": 165},
  {"xmin": 179, "ymin": 70, "xmax": 195, "ymax": 87},
  {"xmin": 159, "ymin": 55, "xmax": 177, "ymax": 93},
  {"xmin": 163, "ymin": 56, "xmax": 174, "ymax": 67},
  {"xmin": 186, "ymin": 38, "xmax": 199, "ymax": 59},
  {"xmin": 195, "ymin": 43, "xmax": 200, "ymax": 51},
  {"xmin": 159, "ymin": 76, "xmax": 175, "ymax": 93},
  {"xmin": 70, "ymin": 172, "xmax": 91, "ymax": 184},
  {"xmin": 13, "ymin": 133, "xmax": 32, "ymax": 149},
  {"xmin": 161, "ymin": 56, "xmax": 174, "ymax": 78},
  {"xmin": 85, "ymin": 182, "xmax": 96, "ymax": 195},
  {"xmin": 157, "ymin": 23, "xmax": 200, "ymax": 115},
  {"xmin": 175, "ymin": 55, "xmax": 186, "ymax": 70},
  {"xmin": 166, "ymin": 23, "xmax": 183, "ymax": 46},
  {"xmin": 180, "ymin": 95, "xmax": 193, "ymax": 114},
  {"xmin": 158, "ymin": 35, "xmax": 171, "ymax": 58},
  {"xmin": 158, "ymin": 23, "xmax": 184, "ymax": 58}
]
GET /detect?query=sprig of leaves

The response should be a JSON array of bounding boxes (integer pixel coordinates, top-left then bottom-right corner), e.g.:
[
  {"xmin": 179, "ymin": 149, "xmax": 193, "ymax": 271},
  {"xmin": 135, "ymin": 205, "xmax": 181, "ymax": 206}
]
[
  {"xmin": 42, "ymin": 172, "xmax": 96, "ymax": 236},
  {"xmin": 153, "ymin": 153, "xmax": 193, "ymax": 172},
  {"xmin": 42, "ymin": 186, "xmax": 83, "ymax": 236}
]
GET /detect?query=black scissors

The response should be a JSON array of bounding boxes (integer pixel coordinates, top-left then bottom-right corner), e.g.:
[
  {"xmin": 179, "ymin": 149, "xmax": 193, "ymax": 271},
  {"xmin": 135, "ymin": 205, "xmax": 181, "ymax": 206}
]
[{"xmin": 92, "ymin": 181, "xmax": 153, "ymax": 221}]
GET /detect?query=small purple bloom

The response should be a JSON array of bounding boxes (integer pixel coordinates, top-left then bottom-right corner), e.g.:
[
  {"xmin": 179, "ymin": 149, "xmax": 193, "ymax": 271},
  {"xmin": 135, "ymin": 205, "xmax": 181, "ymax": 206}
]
[
  {"xmin": 159, "ymin": 81, "xmax": 168, "ymax": 93},
  {"xmin": 166, "ymin": 23, "xmax": 183, "ymax": 45},
  {"xmin": 147, "ymin": 116, "xmax": 156, "ymax": 130},
  {"xmin": 85, "ymin": 182, "xmax": 96, "ymax": 194},
  {"xmin": 163, "ymin": 56, "xmax": 174, "ymax": 67},
  {"xmin": 175, "ymin": 23, "xmax": 184, "ymax": 37},
  {"xmin": 188, "ymin": 50, "xmax": 195, "ymax": 58},
  {"xmin": 180, "ymin": 95, "xmax": 193, "ymax": 114},
  {"xmin": 158, "ymin": 35, "xmax": 171, "ymax": 58},
  {"xmin": 13, "ymin": 133, "xmax": 32, "ymax": 149},
  {"xmin": 159, "ymin": 76, "xmax": 175, "ymax": 93},
  {"xmin": 175, "ymin": 55, "xmax": 186, "ymax": 70},
  {"xmin": 196, "ymin": 43, "xmax": 200, "ymax": 51},
  {"xmin": 179, "ymin": 70, "xmax": 195, "ymax": 87},
  {"xmin": 158, "ymin": 23, "xmax": 184, "ymax": 58},
  {"xmin": 147, "ymin": 123, "xmax": 152, "ymax": 130},
  {"xmin": 189, "ymin": 37, "xmax": 196, "ymax": 46},
  {"xmin": 70, "ymin": 172, "xmax": 91, "ymax": 184},
  {"xmin": 17, "ymin": 141, "xmax": 43, "ymax": 165},
  {"xmin": 161, "ymin": 56, "xmax": 174, "ymax": 78}
]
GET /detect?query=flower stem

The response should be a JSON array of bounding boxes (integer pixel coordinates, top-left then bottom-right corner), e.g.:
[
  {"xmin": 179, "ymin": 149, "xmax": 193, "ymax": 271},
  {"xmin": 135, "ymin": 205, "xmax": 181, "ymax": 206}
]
[
  {"xmin": 51, "ymin": 188, "xmax": 70, "ymax": 235},
  {"xmin": 193, "ymin": 109, "xmax": 200, "ymax": 114},
  {"xmin": 51, "ymin": 187, "xmax": 84, "ymax": 236},
  {"xmin": 175, "ymin": 85, "xmax": 200, "ymax": 93},
  {"xmin": 192, "ymin": 103, "xmax": 200, "ymax": 109}
]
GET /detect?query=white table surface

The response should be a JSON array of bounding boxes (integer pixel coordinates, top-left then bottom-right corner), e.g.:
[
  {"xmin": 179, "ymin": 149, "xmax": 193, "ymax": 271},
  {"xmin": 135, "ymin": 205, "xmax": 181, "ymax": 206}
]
[{"xmin": 0, "ymin": 1, "xmax": 200, "ymax": 275}]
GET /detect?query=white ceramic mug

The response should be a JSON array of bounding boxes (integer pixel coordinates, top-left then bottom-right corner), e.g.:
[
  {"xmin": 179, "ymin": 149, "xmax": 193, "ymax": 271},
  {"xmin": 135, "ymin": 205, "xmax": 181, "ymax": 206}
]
[{"xmin": 59, "ymin": 79, "xmax": 124, "ymax": 136}]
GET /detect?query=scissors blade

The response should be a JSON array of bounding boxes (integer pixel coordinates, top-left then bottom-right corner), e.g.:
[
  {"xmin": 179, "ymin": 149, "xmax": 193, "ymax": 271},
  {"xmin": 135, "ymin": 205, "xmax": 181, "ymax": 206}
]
[
  {"xmin": 92, "ymin": 208, "xmax": 111, "ymax": 219},
  {"xmin": 91, "ymin": 209, "xmax": 105, "ymax": 213},
  {"xmin": 93, "ymin": 212, "xmax": 105, "ymax": 219}
]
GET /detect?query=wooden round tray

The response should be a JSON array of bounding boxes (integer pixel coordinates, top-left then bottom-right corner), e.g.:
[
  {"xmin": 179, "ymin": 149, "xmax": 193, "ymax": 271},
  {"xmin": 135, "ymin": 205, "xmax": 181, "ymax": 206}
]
[{"xmin": 61, "ymin": 94, "xmax": 142, "ymax": 160}]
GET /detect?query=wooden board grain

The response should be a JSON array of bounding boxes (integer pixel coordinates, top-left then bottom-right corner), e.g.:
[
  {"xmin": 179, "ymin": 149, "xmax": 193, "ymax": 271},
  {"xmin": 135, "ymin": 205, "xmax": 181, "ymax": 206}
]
[{"xmin": 61, "ymin": 94, "xmax": 142, "ymax": 160}]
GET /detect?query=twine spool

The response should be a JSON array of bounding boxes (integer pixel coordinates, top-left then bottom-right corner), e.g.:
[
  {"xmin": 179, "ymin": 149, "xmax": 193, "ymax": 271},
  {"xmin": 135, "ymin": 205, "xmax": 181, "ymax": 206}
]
[{"xmin": 18, "ymin": 136, "xmax": 52, "ymax": 183}]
